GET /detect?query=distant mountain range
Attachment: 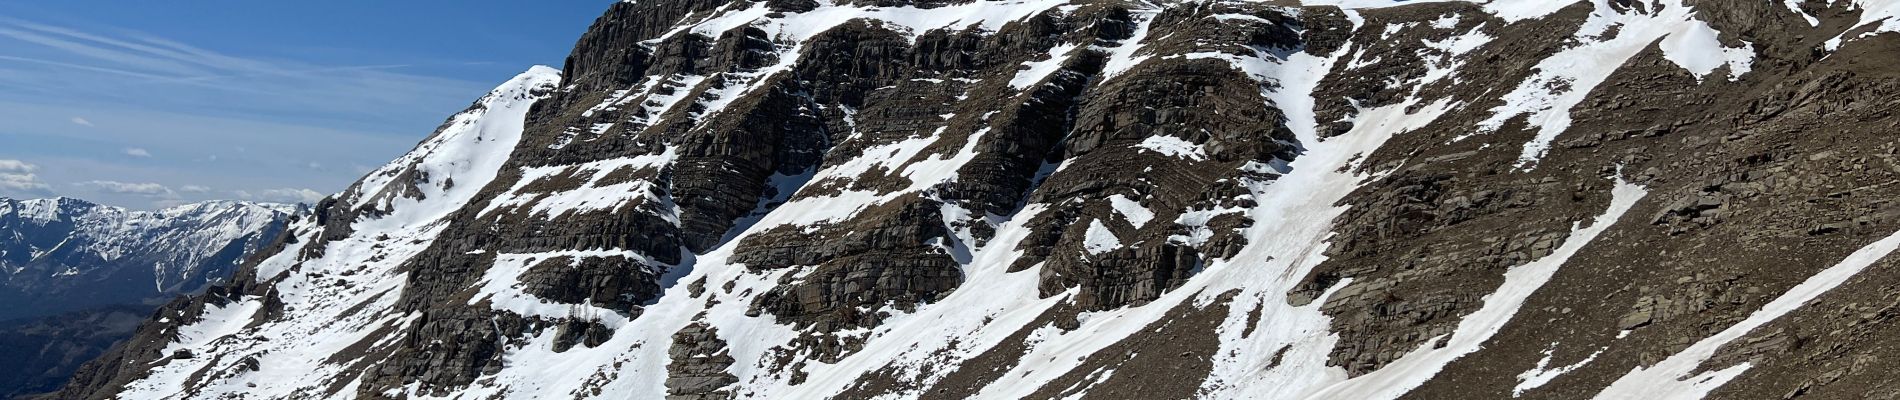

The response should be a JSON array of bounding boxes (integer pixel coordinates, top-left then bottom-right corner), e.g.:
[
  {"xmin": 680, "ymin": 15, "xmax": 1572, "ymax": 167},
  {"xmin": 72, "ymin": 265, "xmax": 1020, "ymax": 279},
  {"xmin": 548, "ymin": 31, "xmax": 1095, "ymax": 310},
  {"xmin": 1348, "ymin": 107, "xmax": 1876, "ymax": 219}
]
[
  {"xmin": 0, "ymin": 197, "xmax": 294, "ymax": 321},
  {"xmin": 0, "ymin": 197, "xmax": 295, "ymax": 397}
]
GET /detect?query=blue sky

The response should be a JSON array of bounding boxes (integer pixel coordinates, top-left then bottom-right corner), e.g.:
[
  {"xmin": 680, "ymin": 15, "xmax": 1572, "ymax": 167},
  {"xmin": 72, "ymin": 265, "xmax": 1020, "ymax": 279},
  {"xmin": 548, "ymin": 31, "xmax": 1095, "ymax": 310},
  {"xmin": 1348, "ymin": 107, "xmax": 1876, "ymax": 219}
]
[{"xmin": 0, "ymin": 1, "xmax": 612, "ymax": 209}]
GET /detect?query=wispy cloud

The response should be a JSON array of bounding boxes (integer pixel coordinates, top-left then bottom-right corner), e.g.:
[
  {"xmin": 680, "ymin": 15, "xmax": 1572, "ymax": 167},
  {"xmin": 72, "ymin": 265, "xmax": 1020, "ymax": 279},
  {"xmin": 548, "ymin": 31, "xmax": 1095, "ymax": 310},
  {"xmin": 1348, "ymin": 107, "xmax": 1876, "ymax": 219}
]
[
  {"xmin": 0, "ymin": 17, "xmax": 488, "ymax": 130},
  {"xmin": 0, "ymin": 19, "xmax": 395, "ymax": 86},
  {"xmin": 0, "ymin": 159, "xmax": 52, "ymax": 196},
  {"xmin": 73, "ymin": 180, "xmax": 175, "ymax": 197},
  {"xmin": 0, "ymin": 160, "xmax": 36, "ymax": 172},
  {"xmin": 0, "ymin": 54, "xmax": 173, "ymax": 80},
  {"xmin": 0, "ymin": 15, "xmax": 497, "ymax": 209},
  {"xmin": 0, "ymin": 23, "xmax": 209, "ymax": 79},
  {"xmin": 234, "ymin": 188, "xmax": 324, "ymax": 204}
]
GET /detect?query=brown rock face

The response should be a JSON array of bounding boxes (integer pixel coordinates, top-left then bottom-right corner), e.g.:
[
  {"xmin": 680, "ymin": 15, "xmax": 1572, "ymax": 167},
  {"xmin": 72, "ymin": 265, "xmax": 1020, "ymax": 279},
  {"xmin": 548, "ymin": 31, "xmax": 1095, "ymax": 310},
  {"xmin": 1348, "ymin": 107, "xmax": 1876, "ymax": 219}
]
[{"xmin": 666, "ymin": 322, "xmax": 740, "ymax": 399}]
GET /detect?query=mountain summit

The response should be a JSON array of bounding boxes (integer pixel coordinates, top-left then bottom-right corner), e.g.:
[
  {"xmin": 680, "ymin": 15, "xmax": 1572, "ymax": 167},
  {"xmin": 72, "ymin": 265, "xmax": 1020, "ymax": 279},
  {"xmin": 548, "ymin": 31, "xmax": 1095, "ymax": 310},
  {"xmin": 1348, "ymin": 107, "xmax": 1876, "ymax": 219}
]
[{"xmin": 54, "ymin": 0, "xmax": 1900, "ymax": 399}]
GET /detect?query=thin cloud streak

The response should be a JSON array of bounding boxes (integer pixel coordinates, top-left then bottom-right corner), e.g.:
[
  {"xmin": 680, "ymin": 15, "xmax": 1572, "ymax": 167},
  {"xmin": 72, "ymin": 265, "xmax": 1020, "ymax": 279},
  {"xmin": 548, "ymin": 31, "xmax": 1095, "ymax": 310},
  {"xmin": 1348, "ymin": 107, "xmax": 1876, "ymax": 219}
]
[
  {"xmin": 0, "ymin": 12, "xmax": 527, "ymax": 209},
  {"xmin": 73, "ymin": 180, "xmax": 175, "ymax": 197},
  {"xmin": 0, "ymin": 54, "xmax": 177, "ymax": 80},
  {"xmin": 234, "ymin": 188, "xmax": 324, "ymax": 204},
  {"xmin": 3, "ymin": 19, "xmax": 426, "ymax": 84},
  {"xmin": 0, "ymin": 18, "xmax": 491, "ymax": 130}
]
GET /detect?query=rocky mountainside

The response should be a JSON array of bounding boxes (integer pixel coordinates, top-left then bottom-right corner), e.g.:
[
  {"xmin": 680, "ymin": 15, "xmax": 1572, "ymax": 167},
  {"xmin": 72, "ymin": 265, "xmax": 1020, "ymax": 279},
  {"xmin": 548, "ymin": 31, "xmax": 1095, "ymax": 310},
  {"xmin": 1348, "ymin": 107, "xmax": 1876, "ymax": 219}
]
[
  {"xmin": 51, "ymin": 0, "xmax": 1900, "ymax": 399},
  {"xmin": 0, "ymin": 197, "xmax": 295, "ymax": 321}
]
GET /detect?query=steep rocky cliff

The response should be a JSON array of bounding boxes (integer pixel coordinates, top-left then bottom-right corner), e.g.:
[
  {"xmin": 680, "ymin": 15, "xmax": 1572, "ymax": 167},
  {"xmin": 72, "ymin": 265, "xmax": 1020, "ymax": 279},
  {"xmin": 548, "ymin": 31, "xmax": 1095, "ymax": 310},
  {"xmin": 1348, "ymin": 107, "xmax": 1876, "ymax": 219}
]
[{"xmin": 53, "ymin": 0, "xmax": 1900, "ymax": 399}]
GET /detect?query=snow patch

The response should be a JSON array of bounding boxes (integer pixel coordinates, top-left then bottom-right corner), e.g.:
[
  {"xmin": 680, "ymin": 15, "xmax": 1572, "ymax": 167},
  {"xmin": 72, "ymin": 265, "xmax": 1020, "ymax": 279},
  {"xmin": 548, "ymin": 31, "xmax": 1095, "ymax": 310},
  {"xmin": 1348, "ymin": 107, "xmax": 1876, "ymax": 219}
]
[
  {"xmin": 1298, "ymin": 0, "xmax": 1468, "ymax": 9},
  {"xmin": 1083, "ymin": 220, "xmax": 1122, "ymax": 255},
  {"xmin": 1108, "ymin": 195, "xmax": 1154, "ymax": 228},
  {"xmin": 1419, "ymin": 25, "xmax": 1495, "ymax": 85},
  {"xmin": 1482, "ymin": 0, "xmax": 1585, "ymax": 23},
  {"xmin": 481, "ymin": 149, "xmax": 678, "ymax": 220},
  {"xmin": 1432, "ymin": 14, "xmax": 1462, "ymax": 29},
  {"xmin": 1822, "ymin": 0, "xmax": 1900, "ymax": 51},
  {"xmin": 1514, "ymin": 344, "xmax": 1606, "ymax": 396},
  {"xmin": 1783, "ymin": 0, "xmax": 1819, "ymax": 27},
  {"xmin": 1658, "ymin": 20, "xmax": 1755, "ymax": 82},
  {"xmin": 1010, "ymin": 43, "xmax": 1080, "ymax": 89},
  {"xmin": 1098, "ymin": 8, "xmax": 1160, "ymax": 80},
  {"xmin": 1136, "ymin": 135, "xmax": 1208, "ymax": 161}
]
